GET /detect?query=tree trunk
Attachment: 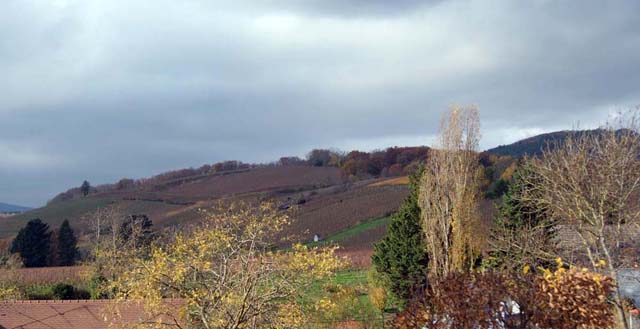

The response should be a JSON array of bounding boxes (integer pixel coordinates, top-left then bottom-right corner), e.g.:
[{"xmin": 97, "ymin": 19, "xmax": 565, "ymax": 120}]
[{"xmin": 600, "ymin": 236, "xmax": 629, "ymax": 329}]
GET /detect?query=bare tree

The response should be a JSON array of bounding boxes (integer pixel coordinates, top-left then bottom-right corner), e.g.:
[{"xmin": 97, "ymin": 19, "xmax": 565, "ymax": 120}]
[
  {"xmin": 419, "ymin": 106, "xmax": 483, "ymax": 279},
  {"xmin": 521, "ymin": 113, "xmax": 640, "ymax": 329},
  {"xmin": 85, "ymin": 205, "xmax": 122, "ymax": 245},
  {"xmin": 86, "ymin": 205, "xmax": 152, "ymax": 285},
  {"xmin": 489, "ymin": 216, "xmax": 557, "ymax": 272}
]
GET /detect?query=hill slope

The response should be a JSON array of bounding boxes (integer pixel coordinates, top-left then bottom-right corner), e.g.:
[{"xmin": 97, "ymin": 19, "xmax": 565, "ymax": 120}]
[
  {"xmin": 484, "ymin": 129, "xmax": 614, "ymax": 158},
  {"xmin": 3, "ymin": 166, "xmax": 409, "ymax": 254},
  {"xmin": 484, "ymin": 131, "xmax": 573, "ymax": 157}
]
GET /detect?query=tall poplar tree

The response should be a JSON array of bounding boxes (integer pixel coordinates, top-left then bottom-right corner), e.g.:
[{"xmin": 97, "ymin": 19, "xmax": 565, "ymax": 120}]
[{"xmin": 419, "ymin": 106, "xmax": 483, "ymax": 279}]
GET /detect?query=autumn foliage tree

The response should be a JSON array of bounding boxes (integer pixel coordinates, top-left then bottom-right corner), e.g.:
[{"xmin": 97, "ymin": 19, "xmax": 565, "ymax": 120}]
[
  {"xmin": 419, "ymin": 106, "xmax": 483, "ymax": 279},
  {"xmin": 105, "ymin": 203, "xmax": 344, "ymax": 328}
]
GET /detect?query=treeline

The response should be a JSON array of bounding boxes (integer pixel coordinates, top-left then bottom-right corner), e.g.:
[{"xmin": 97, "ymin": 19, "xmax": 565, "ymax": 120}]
[
  {"xmin": 305, "ymin": 146, "xmax": 430, "ymax": 179},
  {"xmin": 50, "ymin": 160, "xmax": 259, "ymax": 203},
  {"xmin": 51, "ymin": 147, "xmax": 429, "ymax": 203}
]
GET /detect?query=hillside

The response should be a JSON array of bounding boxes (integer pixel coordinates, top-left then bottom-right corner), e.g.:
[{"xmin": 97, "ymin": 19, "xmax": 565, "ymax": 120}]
[
  {"xmin": 484, "ymin": 129, "xmax": 616, "ymax": 158},
  {"xmin": 3, "ymin": 165, "xmax": 410, "ymax": 253},
  {"xmin": 484, "ymin": 130, "xmax": 573, "ymax": 157},
  {"xmin": 0, "ymin": 202, "xmax": 32, "ymax": 214}
]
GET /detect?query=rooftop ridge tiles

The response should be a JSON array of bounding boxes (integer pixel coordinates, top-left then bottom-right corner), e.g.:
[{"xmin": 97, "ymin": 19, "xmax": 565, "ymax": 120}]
[{"xmin": 0, "ymin": 298, "xmax": 184, "ymax": 304}]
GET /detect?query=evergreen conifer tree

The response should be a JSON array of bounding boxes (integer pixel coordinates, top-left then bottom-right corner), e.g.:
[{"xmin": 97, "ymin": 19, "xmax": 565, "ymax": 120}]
[
  {"xmin": 80, "ymin": 180, "xmax": 91, "ymax": 196},
  {"xmin": 488, "ymin": 165, "xmax": 556, "ymax": 270},
  {"xmin": 372, "ymin": 167, "xmax": 429, "ymax": 301},
  {"xmin": 10, "ymin": 219, "xmax": 51, "ymax": 267},
  {"xmin": 57, "ymin": 219, "xmax": 78, "ymax": 266}
]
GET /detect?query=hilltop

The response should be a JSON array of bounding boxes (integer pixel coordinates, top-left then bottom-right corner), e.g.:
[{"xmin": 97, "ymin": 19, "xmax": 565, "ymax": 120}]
[
  {"xmin": 484, "ymin": 129, "xmax": 617, "ymax": 158},
  {"xmin": 484, "ymin": 130, "xmax": 573, "ymax": 157}
]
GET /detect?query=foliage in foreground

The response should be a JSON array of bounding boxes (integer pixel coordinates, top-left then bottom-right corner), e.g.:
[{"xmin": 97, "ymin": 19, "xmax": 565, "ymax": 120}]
[
  {"xmin": 394, "ymin": 260, "xmax": 615, "ymax": 329},
  {"xmin": 104, "ymin": 203, "xmax": 345, "ymax": 328}
]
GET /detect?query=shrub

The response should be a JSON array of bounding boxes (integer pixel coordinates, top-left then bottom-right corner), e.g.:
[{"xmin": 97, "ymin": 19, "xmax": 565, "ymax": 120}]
[
  {"xmin": 533, "ymin": 264, "xmax": 615, "ymax": 328},
  {"xmin": 88, "ymin": 273, "xmax": 109, "ymax": 299},
  {"xmin": 22, "ymin": 283, "xmax": 89, "ymax": 300},
  {"xmin": 394, "ymin": 262, "xmax": 615, "ymax": 328},
  {"xmin": 52, "ymin": 283, "xmax": 75, "ymax": 300}
]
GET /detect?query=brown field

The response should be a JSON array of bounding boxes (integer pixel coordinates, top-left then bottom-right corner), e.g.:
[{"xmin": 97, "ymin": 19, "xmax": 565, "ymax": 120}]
[
  {"xmin": 6, "ymin": 166, "xmax": 344, "ymax": 237},
  {"xmin": 0, "ymin": 266, "xmax": 91, "ymax": 285},
  {"xmin": 288, "ymin": 185, "xmax": 407, "ymax": 243},
  {"xmin": 335, "ymin": 224, "xmax": 389, "ymax": 251},
  {"xmin": 336, "ymin": 249, "xmax": 374, "ymax": 269},
  {"xmin": 116, "ymin": 165, "xmax": 344, "ymax": 203},
  {"xmin": 367, "ymin": 176, "xmax": 409, "ymax": 187}
]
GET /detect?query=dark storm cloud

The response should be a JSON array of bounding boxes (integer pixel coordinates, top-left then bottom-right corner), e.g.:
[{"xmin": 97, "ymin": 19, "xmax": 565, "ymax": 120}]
[{"xmin": 1, "ymin": 0, "xmax": 640, "ymax": 206}]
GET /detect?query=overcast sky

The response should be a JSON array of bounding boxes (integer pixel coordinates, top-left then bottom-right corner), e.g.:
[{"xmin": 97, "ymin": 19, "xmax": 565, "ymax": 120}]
[{"xmin": 1, "ymin": 0, "xmax": 639, "ymax": 207}]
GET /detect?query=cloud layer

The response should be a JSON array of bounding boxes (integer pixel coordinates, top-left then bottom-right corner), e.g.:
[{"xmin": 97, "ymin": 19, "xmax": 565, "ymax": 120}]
[{"xmin": 1, "ymin": 0, "xmax": 639, "ymax": 206}]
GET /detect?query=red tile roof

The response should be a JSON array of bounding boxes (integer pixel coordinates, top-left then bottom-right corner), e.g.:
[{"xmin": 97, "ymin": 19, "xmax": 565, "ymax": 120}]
[{"xmin": 0, "ymin": 299, "xmax": 183, "ymax": 329}]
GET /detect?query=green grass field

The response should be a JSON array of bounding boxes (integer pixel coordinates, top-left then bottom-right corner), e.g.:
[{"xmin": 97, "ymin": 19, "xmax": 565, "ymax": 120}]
[
  {"xmin": 302, "ymin": 268, "xmax": 385, "ymax": 327},
  {"xmin": 307, "ymin": 216, "xmax": 391, "ymax": 248}
]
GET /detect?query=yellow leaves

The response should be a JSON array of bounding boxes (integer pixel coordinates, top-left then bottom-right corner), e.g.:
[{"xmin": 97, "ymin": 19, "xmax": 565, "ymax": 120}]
[
  {"xmin": 368, "ymin": 286, "xmax": 387, "ymax": 311},
  {"xmin": 0, "ymin": 283, "xmax": 22, "ymax": 300},
  {"xmin": 555, "ymin": 257, "xmax": 563, "ymax": 267},
  {"xmin": 104, "ymin": 202, "xmax": 342, "ymax": 328},
  {"xmin": 535, "ymin": 265, "xmax": 615, "ymax": 327},
  {"xmin": 274, "ymin": 303, "xmax": 305, "ymax": 328},
  {"xmin": 523, "ymin": 265, "xmax": 530, "ymax": 274},
  {"xmin": 284, "ymin": 244, "xmax": 345, "ymax": 280},
  {"xmin": 315, "ymin": 296, "xmax": 337, "ymax": 312},
  {"xmin": 500, "ymin": 162, "xmax": 518, "ymax": 181},
  {"xmin": 538, "ymin": 266, "xmax": 553, "ymax": 280}
]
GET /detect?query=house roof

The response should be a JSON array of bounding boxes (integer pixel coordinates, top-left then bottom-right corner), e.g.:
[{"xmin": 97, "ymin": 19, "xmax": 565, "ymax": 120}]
[{"xmin": 0, "ymin": 299, "xmax": 183, "ymax": 329}]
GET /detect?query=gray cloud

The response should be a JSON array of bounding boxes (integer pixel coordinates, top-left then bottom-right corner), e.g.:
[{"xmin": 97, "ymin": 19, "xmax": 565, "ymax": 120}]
[{"xmin": 1, "ymin": 0, "xmax": 640, "ymax": 206}]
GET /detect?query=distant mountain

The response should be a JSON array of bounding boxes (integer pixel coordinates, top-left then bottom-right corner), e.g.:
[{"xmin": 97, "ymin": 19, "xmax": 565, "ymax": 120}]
[
  {"xmin": 485, "ymin": 130, "xmax": 582, "ymax": 158},
  {"xmin": 0, "ymin": 202, "xmax": 32, "ymax": 214}
]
